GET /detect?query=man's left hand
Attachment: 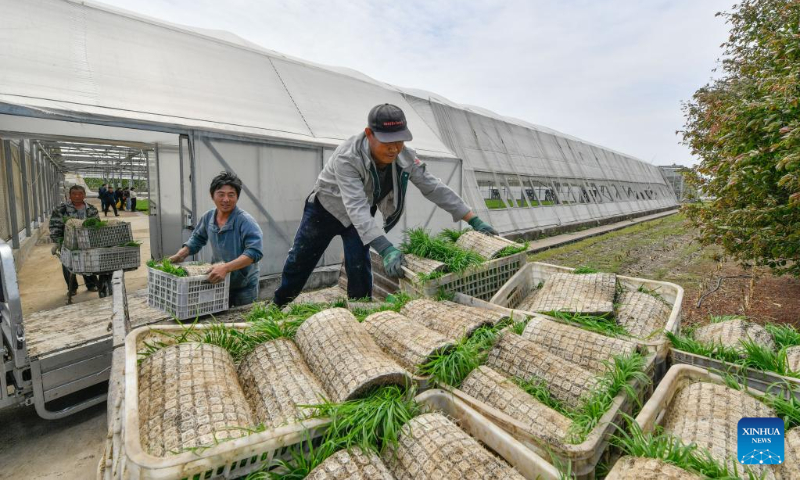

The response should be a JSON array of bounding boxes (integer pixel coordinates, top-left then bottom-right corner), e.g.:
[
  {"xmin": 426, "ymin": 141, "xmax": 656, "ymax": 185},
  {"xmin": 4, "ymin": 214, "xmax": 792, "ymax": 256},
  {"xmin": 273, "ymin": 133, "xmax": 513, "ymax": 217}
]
[
  {"xmin": 207, "ymin": 263, "xmax": 229, "ymax": 284},
  {"xmin": 468, "ymin": 216, "xmax": 499, "ymax": 236}
]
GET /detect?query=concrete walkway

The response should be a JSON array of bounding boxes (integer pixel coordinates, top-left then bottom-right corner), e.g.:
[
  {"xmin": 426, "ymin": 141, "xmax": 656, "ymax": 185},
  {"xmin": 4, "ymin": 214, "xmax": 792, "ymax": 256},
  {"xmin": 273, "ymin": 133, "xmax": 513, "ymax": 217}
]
[{"xmin": 526, "ymin": 209, "xmax": 679, "ymax": 253}]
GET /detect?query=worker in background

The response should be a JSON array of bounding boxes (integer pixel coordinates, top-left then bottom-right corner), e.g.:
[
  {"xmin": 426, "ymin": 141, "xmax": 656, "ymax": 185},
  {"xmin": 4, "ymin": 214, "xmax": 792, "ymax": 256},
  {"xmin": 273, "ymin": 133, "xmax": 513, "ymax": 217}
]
[
  {"xmin": 115, "ymin": 187, "xmax": 125, "ymax": 211},
  {"xmin": 103, "ymin": 186, "xmax": 119, "ymax": 217},
  {"xmin": 169, "ymin": 171, "xmax": 264, "ymax": 307},
  {"xmin": 130, "ymin": 188, "xmax": 137, "ymax": 211},
  {"xmin": 49, "ymin": 185, "xmax": 99, "ymax": 294},
  {"xmin": 273, "ymin": 103, "xmax": 498, "ymax": 307},
  {"xmin": 98, "ymin": 183, "xmax": 108, "ymax": 212}
]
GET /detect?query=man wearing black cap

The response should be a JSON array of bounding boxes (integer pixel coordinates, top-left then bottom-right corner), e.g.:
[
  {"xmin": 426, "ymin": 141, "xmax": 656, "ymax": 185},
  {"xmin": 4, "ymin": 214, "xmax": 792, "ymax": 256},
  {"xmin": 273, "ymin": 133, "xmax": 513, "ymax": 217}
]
[{"xmin": 272, "ymin": 103, "xmax": 498, "ymax": 306}]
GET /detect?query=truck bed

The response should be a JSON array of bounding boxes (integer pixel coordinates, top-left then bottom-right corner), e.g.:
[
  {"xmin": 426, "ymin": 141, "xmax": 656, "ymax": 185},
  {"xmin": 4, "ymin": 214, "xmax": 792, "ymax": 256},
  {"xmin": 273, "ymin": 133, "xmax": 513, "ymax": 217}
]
[{"xmin": 25, "ymin": 290, "xmax": 250, "ymax": 360}]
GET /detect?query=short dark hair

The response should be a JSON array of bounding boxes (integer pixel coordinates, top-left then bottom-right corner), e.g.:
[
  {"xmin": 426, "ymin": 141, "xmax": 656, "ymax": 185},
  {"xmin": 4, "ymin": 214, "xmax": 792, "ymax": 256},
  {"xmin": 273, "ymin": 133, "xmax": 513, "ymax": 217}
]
[
  {"xmin": 210, "ymin": 171, "xmax": 242, "ymax": 197},
  {"xmin": 69, "ymin": 185, "xmax": 86, "ymax": 194}
]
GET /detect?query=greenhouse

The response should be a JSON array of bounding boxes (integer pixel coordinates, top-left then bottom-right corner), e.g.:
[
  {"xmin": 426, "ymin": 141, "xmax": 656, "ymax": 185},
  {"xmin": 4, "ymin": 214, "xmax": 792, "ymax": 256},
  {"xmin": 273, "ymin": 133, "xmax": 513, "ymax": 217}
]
[{"xmin": 0, "ymin": 0, "xmax": 676, "ymax": 277}]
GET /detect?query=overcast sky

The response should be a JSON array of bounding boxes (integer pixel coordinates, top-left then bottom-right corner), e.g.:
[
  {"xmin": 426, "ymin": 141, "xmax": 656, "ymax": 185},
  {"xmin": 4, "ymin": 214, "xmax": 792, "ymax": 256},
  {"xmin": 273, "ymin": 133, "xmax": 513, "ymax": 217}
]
[{"xmin": 100, "ymin": 0, "xmax": 732, "ymax": 167}]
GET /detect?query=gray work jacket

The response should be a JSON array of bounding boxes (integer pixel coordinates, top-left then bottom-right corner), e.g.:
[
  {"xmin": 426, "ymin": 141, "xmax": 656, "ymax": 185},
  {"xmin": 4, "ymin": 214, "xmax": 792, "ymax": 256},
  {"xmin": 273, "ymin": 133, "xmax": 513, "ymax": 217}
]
[{"xmin": 311, "ymin": 132, "xmax": 471, "ymax": 246}]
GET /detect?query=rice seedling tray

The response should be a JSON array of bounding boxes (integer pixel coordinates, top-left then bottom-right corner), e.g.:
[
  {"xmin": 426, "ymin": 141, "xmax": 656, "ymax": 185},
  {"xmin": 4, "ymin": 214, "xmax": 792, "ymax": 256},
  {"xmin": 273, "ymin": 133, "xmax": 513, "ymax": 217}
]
[
  {"xmin": 448, "ymin": 352, "xmax": 656, "ymax": 479},
  {"xmin": 635, "ymin": 364, "xmax": 773, "ymax": 455},
  {"xmin": 399, "ymin": 251, "xmax": 526, "ymax": 301},
  {"xmin": 63, "ymin": 220, "xmax": 133, "ymax": 250},
  {"xmin": 414, "ymin": 389, "xmax": 561, "ymax": 480},
  {"xmin": 147, "ymin": 264, "xmax": 229, "ymax": 321},
  {"xmin": 491, "ymin": 262, "xmax": 683, "ymax": 380},
  {"xmin": 123, "ymin": 323, "xmax": 331, "ymax": 480},
  {"xmin": 61, "ymin": 245, "xmax": 141, "ymax": 274},
  {"xmin": 670, "ymin": 348, "xmax": 800, "ymax": 400}
]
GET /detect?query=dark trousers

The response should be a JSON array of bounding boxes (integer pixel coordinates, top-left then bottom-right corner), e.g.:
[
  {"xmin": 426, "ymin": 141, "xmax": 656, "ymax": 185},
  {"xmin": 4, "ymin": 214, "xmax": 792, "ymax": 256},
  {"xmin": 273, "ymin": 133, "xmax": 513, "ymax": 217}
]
[
  {"xmin": 103, "ymin": 199, "xmax": 118, "ymax": 216},
  {"xmin": 131, "ymin": 198, "xmax": 137, "ymax": 211},
  {"xmin": 62, "ymin": 265, "xmax": 98, "ymax": 291},
  {"xmin": 273, "ymin": 196, "xmax": 372, "ymax": 307}
]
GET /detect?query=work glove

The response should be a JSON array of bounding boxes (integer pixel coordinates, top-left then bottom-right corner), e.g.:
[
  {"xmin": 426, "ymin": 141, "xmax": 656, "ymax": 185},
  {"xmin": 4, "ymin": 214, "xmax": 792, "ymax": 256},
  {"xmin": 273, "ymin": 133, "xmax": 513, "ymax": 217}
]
[
  {"xmin": 379, "ymin": 245, "xmax": 405, "ymax": 278},
  {"xmin": 51, "ymin": 244, "xmax": 61, "ymax": 256},
  {"xmin": 468, "ymin": 216, "xmax": 499, "ymax": 236}
]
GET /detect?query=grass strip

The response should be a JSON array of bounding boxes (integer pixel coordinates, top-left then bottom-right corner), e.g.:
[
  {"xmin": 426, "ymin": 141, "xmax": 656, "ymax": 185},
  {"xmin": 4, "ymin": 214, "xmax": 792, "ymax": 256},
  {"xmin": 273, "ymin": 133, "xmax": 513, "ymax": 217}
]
[{"xmin": 401, "ymin": 227, "xmax": 485, "ymax": 274}]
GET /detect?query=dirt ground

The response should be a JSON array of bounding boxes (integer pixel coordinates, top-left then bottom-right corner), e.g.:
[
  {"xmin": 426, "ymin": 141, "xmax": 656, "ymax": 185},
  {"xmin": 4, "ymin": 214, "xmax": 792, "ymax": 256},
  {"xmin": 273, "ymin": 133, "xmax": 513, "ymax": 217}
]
[
  {"xmin": 529, "ymin": 213, "xmax": 800, "ymax": 327},
  {"xmin": 17, "ymin": 199, "xmax": 150, "ymax": 316}
]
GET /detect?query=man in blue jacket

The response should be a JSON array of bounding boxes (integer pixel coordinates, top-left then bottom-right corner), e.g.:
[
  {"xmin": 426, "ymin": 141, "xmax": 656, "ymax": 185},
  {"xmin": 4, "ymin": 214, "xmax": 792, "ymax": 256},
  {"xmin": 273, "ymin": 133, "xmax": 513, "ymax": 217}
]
[
  {"xmin": 273, "ymin": 104, "xmax": 497, "ymax": 307},
  {"xmin": 169, "ymin": 171, "xmax": 264, "ymax": 307}
]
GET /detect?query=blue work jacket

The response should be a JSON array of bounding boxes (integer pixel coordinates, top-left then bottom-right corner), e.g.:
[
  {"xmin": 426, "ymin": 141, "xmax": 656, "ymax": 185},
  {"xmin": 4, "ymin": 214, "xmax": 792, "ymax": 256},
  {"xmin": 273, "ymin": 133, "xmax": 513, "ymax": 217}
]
[{"xmin": 184, "ymin": 206, "xmax": 263, "ymax": 291}]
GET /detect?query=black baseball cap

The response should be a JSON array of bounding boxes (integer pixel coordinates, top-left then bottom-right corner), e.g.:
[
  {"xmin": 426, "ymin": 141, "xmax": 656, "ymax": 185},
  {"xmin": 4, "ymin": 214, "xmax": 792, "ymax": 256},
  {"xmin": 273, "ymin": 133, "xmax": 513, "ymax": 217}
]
[{"xmin": 368, "ymin": 103, "xmax": 413, "ymax": 143}]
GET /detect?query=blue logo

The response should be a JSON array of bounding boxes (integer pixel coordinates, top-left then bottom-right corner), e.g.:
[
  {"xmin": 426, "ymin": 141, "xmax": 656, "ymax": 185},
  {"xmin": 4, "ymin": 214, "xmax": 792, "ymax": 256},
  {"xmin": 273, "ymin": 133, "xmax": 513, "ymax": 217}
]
[{"xmin": 738, "ymin": 417, "xmax": 784, "ymax": 465}]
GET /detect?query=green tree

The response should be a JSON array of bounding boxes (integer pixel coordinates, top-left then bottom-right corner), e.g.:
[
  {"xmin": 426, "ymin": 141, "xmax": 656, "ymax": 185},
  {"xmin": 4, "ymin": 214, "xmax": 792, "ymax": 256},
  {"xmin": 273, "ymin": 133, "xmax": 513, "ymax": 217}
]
[{"xmin": 681, "ymin": 0, "xmax": 800, "ymax": 276}]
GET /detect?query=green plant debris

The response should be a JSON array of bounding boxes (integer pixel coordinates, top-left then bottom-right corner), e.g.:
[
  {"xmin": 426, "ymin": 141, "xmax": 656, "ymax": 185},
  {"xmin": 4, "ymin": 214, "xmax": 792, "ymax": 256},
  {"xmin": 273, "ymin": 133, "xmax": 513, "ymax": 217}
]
[
  {"xmin": 146, "ymin": 258, "xmax": 188, "ymax": 277},
  {"xmin": 119, "ymin": 241, "xmax": 141, "ymax": 247},
  {"xmin": 709, "ymin": 314, "xmax": 745, "ymax": 324},
  {"xmin": 546, "ymin": 311, "xmax": 630, "ymax": 337},
  {"xmin": 636, "ymin": 285, "xmax": 670, "ymax": 305},
  {"xmin": 400, "ymin": 228, "xmax": 485, "ymax": 274}
]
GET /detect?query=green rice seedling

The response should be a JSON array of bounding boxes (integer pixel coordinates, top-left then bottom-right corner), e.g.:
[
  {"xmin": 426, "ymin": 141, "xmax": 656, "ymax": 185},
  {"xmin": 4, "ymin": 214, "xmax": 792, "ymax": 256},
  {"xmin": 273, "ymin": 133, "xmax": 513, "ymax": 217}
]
[
  {"xmin": 495, "ymin": 242, "xmax": 529, "ymax": 258},
  {"xmin": 82, "ymin": 217, "xmax": 109, "ymax": 229},
  {"xmin": 119, "ymin": 240, "xmax": 141, "ymax": 247},
  {"xmin": 567, "ymin": 352, "xmax": 649, "ymax": 443},
  {"xmin": 248, "ymin": 434, "xmax": 338, "ymax": 480},
  {"xmin": 512, "ymin": 377, "xmax": 570, "ymax": 417},
  {"xmin": 146, "ymin": 258, "xmax": 188, "ymax": 277},
  {"xmin": 437, "ymin": 228, "xmax": 464, "ymax": 243},
  {"xmin": 416, "ymin": 270, "xmax": 447, "ymax": 282},
  {"xmin": 572, "ymin": 266, "xmax": 598, "ymax": 274},
  {"xmin": 763, "ymin": 388, "xmax": 800, "ymax": 430},
  {"xmin": 307, "ymin": 385, "xmax": 420, "ymax": 454},
  {"xmin": 418, "ymin": 322, "xmax": 508, "ymax": 387},
  {"xmin": 664, "ymin": 331, "xmax": 743, "ymax": 364},
  {"xmin": 511, "ymin": 319, "xmax": 528, "ymax": 335},
  {"xmin": 400, "ymin": 227, "xmax": 485, "ymax": 273},
  {"xmin": 740, "ymin": 340, "xmax": 799, "ymax": 378},
  {"xmin": 765, "ymin": 323, "xmax": 800, "ymax": 349},
  {"xmin": 611, "ymin": 419, "xmax": 763, "ymax": 479},
  {"xmin": 419, "ymin": 338, "xmax": 482, "ymax": 388},
  {"xmin": 547, "ymin": 311, "xmax": 630, "ymax": 337}
]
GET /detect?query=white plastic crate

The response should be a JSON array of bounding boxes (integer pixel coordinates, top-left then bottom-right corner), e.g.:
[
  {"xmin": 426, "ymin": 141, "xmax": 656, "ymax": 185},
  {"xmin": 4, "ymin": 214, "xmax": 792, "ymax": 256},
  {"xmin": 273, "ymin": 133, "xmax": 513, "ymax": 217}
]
[
  {"xmin": 64, "ymin": 222, "xmax": 133, "ymax": 250},
  {"xmin": 61, "ymin": 246, "xmax": 141, "ymax": 274},
  {"xmin": 147, "ymin": 265, "xmax": 230, "ymax": 320},
  {"xmin": 121, "ymin": 324, "xmax": 560, "ymax": 480}
]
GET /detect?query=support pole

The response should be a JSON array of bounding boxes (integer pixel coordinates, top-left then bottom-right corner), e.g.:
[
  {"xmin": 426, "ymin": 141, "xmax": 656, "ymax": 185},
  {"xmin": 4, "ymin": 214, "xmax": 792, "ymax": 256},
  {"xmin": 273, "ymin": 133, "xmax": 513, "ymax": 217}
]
[
  {"xmin": 19, "ymin": 140, "xmax": 32, "ymax": 237},
  {"xmin": 3, "ymin": 140, "xmax": 20, "ymax": 249}
]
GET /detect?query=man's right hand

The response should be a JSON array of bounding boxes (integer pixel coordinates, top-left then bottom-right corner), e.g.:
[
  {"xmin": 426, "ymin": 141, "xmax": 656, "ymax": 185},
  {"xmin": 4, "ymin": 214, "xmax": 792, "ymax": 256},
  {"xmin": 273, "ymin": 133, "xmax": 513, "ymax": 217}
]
[
  {"xmin": 51, "ymin": 244, "xmax": 60, "ymax": 256},
  {"xmin": 169, "ymin": 247, "xmax": 189, "ymax": 264},
  {"xmin": 379, "ymin": 245, "xmax": 405, "ymax": 278}
]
